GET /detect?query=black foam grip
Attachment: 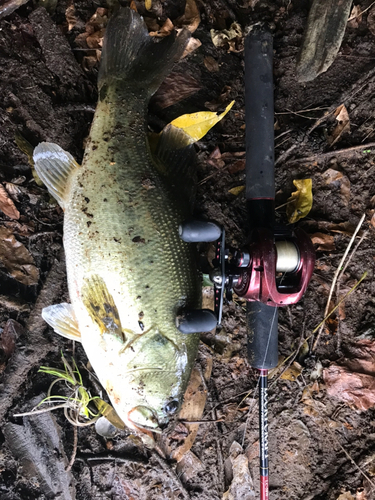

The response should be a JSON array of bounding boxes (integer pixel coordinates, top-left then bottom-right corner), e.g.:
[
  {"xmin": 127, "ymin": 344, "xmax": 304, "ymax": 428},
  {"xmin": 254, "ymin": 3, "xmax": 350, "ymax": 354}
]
[
  {"xmin": 177, "ymin": 309, "xmax": 218, "ymax": 334},
  {"xmin": 247, "ymin": 301, "xmax": 278, "ymax": 369},
  {"xmin": 245, "ymin": 28, "xmax": 274, "ymax": 200},
  {"xmin": 179, "ymin": 220, "xmax": 221, "ymax": 243}
]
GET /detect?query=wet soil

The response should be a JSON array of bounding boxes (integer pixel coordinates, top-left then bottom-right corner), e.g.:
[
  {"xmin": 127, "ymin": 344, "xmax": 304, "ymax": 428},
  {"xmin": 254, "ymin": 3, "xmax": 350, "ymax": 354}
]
[{"xmin": 2, "ymin": 1, "xmax": 375, "ymax": 499}]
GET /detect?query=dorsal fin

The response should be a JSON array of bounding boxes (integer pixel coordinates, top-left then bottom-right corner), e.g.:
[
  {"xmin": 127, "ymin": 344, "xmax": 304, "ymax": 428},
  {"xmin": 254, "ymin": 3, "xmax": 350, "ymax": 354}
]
[{"xmin": 33, "ymin": 142, "xmax": 80, "ymax": 208}]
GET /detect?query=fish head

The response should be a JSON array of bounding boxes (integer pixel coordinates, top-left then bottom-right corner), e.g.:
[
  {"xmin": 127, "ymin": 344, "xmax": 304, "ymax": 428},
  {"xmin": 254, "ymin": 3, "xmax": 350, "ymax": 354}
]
[{"xmin": 102, "ymin": 327, "xmax": 190, "ymax": 433}]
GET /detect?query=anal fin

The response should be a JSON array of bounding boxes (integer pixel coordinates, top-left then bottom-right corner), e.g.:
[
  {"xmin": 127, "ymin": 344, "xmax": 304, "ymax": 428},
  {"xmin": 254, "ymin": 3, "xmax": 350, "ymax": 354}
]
[
  {"xmin": 33, "ymin": 142, "xmax": 80, "ymax": 208},
  {"xmin": 42, "ymin": 303, "xmax": 81, "ymax": 342}
]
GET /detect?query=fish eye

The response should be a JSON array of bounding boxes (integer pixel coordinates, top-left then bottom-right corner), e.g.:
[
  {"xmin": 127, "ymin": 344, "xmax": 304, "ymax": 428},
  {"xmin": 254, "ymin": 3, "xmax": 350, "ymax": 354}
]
[{"xmin": 164, "ymin": 400, "xmax": 179, "ymax": 415}]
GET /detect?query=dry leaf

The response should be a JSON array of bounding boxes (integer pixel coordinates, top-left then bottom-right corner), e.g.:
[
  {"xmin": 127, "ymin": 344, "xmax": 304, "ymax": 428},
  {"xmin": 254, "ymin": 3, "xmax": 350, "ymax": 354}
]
[
  {"xmin": 182, "ymin": 37, "xmax": 202, "ymax": 58},
  {"xmin": 338, "ymin": 492, "xmax": 356, "ymax": 500},
  {"xmin": 176, "ymin": 451, "xmax": 203, "ymax": 482},
  {"xmin": 65, "ymin": 4, "xmax": 84, "ymax": 31},
  {"xmin": 280, "ymin": 361, "xmax": 303, "ymax": 381},
  {"xmin": 0, "ymin": 319, "xmax": 23, "ymax": 373},
  {"xmin": 310, "ymin": 232, "xmax": 335, "ymax": 251},
  {"xmin": 328, "ymin": 104, "xmax": 350, "ymax": 145},
  {"xmin": 227, "ymin": 159, "xmax": 245, "ymax": 174},
  {"xmin": 286, "ymin": 179, "xmax": 313, "ymax": 223},
  {"xmin": 204, "ymin": 56, "xmax": 219, "ymax": 72},
  {"xmin": 0, "ymin": 184, "xmax": 20, "ymax": 220},
  {"xmin": 322, "ymin": 168, "xmax": 350, "ymax": 204},
  {"xmin": 371, "ymin": 213, "xmax": 375, "ymax": 228},
  {"xmin": 228, "ymin": 186, "xmax": 245, "ymax": 196},
  {"xmin": 176, "ymin": 0, "xmax": 200, "ymax": 33},
  {"xmin": 211, "ymin": 22, "xmax": 243, "ymax": 53},
  {"xmin": 348, "ymin": 5, "xmax": 363, "ymax": 28},
  {"xmin": 149, "ymin": 18, "xmax": 174, "ymax": 37},
  {"xmin": 324, "ymin": 363, "xmax": 375, "ymax": 410},
  {"xmin": 0, "ymin": 227, "xmax": 39, "ymax": 285},
  {"xmin": 223, "ymin": 442, "xmax": 256, "ymax": 500}
]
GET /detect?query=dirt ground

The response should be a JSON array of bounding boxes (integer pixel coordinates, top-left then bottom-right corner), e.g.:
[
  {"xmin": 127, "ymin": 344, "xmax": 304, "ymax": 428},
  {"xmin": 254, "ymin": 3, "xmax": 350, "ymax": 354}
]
[{"xmin": 2, "ymin": 0, "xmax": 375, "ymax": 499}]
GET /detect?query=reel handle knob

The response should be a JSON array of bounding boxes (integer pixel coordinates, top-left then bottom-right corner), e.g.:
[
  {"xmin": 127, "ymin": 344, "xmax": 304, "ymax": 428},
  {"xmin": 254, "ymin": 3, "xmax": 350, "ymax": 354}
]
[
  {"xmin": 179, "ymin": 220, "xmax": 221, "ymax": 243},
  {"xmin": 176, "ymin": 309, "xmax": 218, "ymax": 334}
]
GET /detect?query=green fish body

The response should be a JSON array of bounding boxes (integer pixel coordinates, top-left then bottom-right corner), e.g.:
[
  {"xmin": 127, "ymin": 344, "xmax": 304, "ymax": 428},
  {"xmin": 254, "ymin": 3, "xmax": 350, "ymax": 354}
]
[{"xmin": 34, "ymin": 8, "xmax": 201, "ymax": 432}]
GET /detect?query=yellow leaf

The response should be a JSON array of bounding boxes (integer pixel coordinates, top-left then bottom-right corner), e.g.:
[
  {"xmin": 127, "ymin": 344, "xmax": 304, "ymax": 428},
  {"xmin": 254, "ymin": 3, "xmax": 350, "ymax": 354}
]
[
  {"xmin": 286, "ymin": 179, "xmax": 313, "ymax": 223},
  {"xmin": 94, "ymin": 398, "xmax": 125, "ymax": 429},
  {"xmin": 228, "ymin": 185, "xmax": 245, "ymax": 196},
  {"xmin": 170, "ymin": 100, "xmax": 235, "ymax": 144},
  {"xmin": 145, "ymin": 0, "xmax": 152, "ymax": 10}
]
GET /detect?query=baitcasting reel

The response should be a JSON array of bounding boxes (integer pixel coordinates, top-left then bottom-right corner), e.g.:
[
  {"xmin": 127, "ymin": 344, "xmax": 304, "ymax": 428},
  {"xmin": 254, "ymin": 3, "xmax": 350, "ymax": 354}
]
[{"xmin": 176, "ymin": 219, "xmax": 315, "ymax": 333}]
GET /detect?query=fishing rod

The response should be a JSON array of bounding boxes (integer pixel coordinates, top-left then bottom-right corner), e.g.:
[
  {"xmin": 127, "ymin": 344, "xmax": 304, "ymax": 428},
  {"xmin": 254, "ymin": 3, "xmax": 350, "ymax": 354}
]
[{"xmin": 177, "ymin": 27, "xmax": 315, "ymax": 500}]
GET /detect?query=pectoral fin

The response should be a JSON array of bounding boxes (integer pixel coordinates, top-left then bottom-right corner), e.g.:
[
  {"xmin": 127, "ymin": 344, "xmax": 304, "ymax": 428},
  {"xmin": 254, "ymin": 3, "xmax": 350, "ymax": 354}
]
[
  {"xmin": 33, "ymin": 142, "xmax": 80, "ymax": 208},
  {"xmin": 42, "ymin": 303, "xmax": 81, "ymax": 342},
  {"xmin": 81, "ymin": 275, "xmax": 124, "ymax": 342}
]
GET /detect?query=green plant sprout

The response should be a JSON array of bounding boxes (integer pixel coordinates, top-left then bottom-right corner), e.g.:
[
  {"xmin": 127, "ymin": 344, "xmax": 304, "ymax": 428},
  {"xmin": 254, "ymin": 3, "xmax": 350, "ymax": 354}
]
[{"xmin": 14, "ymin": 353, "xmax": 124, "ymax": 429}]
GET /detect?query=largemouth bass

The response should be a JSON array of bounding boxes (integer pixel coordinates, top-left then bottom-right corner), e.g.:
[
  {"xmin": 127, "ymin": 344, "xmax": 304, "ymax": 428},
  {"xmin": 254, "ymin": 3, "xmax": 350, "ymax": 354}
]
[{"xmin": 33, "ymin": 8, "xmax": 202, "ymax": 433}]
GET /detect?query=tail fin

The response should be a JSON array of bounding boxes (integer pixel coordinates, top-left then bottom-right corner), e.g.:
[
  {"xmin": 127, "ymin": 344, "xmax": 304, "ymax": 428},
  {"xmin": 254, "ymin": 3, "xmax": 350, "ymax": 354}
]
[{"xmin": 99, "ymin": 8, "xmax": 190, "ymax": 96}]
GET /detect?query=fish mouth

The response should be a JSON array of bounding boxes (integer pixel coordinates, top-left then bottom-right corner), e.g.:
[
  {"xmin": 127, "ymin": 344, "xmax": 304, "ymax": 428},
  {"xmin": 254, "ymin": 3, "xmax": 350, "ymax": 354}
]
[{"xmin": 127, "ymin": 405, "xmax": 162, "ymax": 434}]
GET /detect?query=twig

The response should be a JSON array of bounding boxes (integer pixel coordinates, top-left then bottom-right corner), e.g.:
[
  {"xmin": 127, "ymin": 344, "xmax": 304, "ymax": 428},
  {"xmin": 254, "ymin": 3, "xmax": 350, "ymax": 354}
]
[
  {"xmin": 300, "ymin": 374, "xmax": 375, "ymax": 492},
  {"xmin": 312, "ymin": 214, "xmax": 366, "ymax": 352},
  {"xmin": 287, "ymin": 142, "xmax": 375, "ymax": 164},
  {"xmin": 13, "ymin": 402, "xmax": 69, "ymax": 417},
  {"xmin": 66, "ymin": 425, "xmax": 78, "ymax": 472},
  {"xmin": 336, "ymin": 230, "xmax": 368, "ymax": 354}
]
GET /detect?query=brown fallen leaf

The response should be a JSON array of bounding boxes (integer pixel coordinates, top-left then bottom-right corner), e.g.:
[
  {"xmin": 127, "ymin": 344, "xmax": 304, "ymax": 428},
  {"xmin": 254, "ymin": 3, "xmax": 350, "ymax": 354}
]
[
  {"xmin": 328, "ymin": 104, "xmax": 350, "ymax": 146},
  {"xmin": 175, "ymin": 0, "xmax": 200, "ymax": 33},
  {"xmin": 223, "ymin": 441, "xmax": 256, "ymax": 500},
  {"xmin": 0, "ymin": 319, "xmax": 23, "ymax": 373},
  {"xmin": 182, "ymin": 37, "xmax": 202, "ymax": 58},
  {"xmin": 204, "ymin": 56, "xmax": 219, "ymax": 72},
  {"xmin": 149, "ymin": 18, "xmax": 174, "ymax": 37},
  {"xmin": 0, "ymin": 185, "xmax": 20, "ymax": 220},
  {"xmin": 322, "ymin": 168, "xmax": 351, "ymax": 204},
  {"xmin": 348, "ymin": 4, "xmax": 363, "ymax": 28},
  {"xmin": 336, "ymin": 491, "xmax": 355, "ymax": 500},
  {"xmin": 286, "ymin": 179, "xmax": 313, "ymax": 223},
  {"xmin": 324, "ymin": 363, "xmax": 375, "ymax": 410},
  {"xmin": 310, "ymin": 232, "xmax": 335, "ymax": 251},
  {"xmin": 176, "ymin": 450, "xmax": 203, "ymax": 482},
  {"xmin": 227, "ymin": 159, "xmax": 245, "ymax": 174},
  {"xmin": 0, "ymin": 227, "xmax": 39, "ymax": 285}
]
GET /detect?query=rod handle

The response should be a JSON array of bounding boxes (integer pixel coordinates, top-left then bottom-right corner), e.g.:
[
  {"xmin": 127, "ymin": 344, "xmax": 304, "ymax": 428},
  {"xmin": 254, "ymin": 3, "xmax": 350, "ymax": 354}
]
[{"xmin": 247, "ymin": 301, "xmax": 278, "ymax": 370}]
